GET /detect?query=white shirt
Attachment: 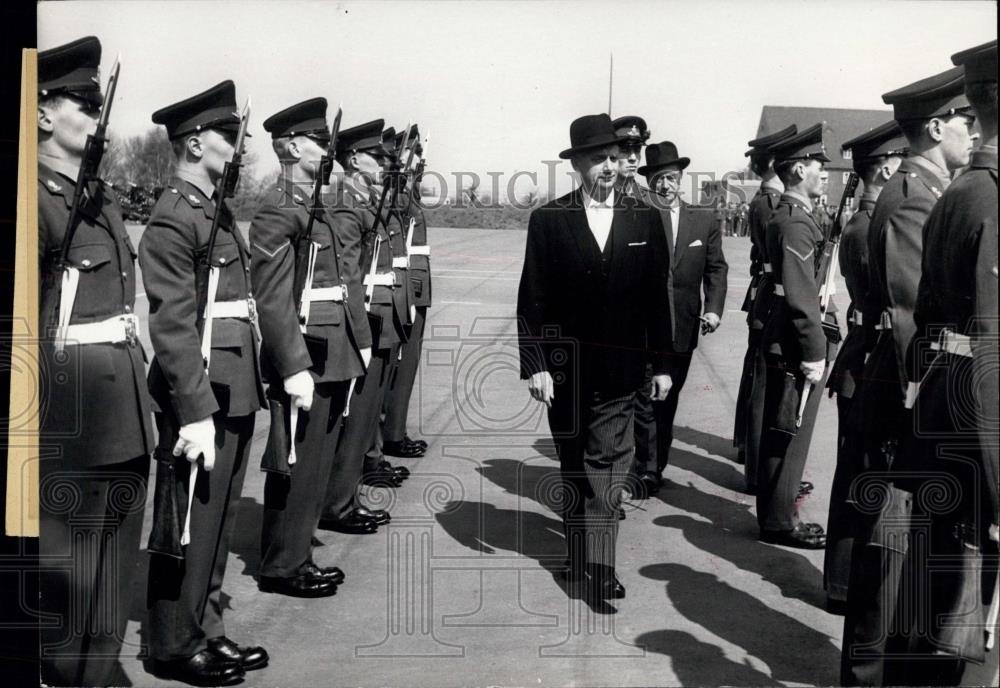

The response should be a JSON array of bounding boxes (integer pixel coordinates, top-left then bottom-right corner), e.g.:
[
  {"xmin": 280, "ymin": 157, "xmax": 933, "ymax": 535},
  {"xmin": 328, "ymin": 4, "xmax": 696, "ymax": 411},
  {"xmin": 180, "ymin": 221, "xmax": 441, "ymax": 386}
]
[
  {"xmin": 668, "ymin": 203, "xmax": 680, "ymax": 253},
  {"xmin": 581, "ymin": 187, "xmax": 615, "ymax": 252}
]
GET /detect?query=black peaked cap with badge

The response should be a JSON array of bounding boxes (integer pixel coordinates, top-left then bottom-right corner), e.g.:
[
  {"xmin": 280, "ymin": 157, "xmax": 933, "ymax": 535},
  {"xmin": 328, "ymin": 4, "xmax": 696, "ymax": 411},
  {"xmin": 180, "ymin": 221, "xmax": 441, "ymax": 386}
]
[
  {"xmin": 339, "ymin": 119, "xmax": 385, "ymax": 154},
  {"xmin": 394, "ymin": 123, "xmax": 420, "ymax": 147},
  {"xmin": 381, "ymin": 127, "xmax": 397, "ymax": 158},
  {"xmin": 38, "ymin": 35, "xmax": 103, "ymax": 106},
  {"xmin": 745, "ymin": 124, "xmax": 798, "ymax": 157},
  {"xmin": 612, "ymin": 115, "xmax": 651, "ymax": 144},
  {"xmin": 841, "ymin": 120, "xmax": 908, "ymax": 161},
  {"xmin": 263, "ymin": 97, "xmax": 329, "ymax": 141},
  {"xmin": 770, "ymin": 122, "xmax": 830, "ymax": 163},
  {"xmin": 952, "ymin": 38, "xmax": 998, "ymax": 83},
  {"xmin": 152, "ymin": 80, "xmax": 244, "ymax": 140},
  {"xmin": 559, "ymin": 113, "xmax": 624, "ymax": 159},
  {"xmin": 638, "ymin": 141, "xmax": 690, "ymax": 177},
  {"xmin": 882, "ymin": 66, "xmax": 971, "ymax": 121}
]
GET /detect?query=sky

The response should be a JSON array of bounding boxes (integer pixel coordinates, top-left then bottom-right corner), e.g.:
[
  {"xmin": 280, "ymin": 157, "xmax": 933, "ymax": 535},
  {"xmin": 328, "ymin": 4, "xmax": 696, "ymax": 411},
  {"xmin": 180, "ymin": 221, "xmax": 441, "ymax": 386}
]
[{"xmin": 39, "ymin": 0, "xmax": 998, "ymax": 200}]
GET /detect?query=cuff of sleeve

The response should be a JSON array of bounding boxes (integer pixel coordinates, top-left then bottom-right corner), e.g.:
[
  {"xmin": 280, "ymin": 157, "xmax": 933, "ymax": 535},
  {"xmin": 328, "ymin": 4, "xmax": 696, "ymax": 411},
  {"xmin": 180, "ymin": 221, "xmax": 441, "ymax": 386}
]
[
  {"xmin": 275, "ymin": 346, "xmax": 314, "ymax": 380},
  {"xmin": 172, "ymin": 392, "xmax": 220, "ymax": 427}
]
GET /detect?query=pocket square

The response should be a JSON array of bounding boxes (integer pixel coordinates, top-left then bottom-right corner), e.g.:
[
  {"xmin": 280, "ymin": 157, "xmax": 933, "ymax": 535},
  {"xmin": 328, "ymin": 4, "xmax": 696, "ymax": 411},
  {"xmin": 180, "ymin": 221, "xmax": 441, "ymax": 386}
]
[
  {"xmin": 688, "ymin": 239, "xmax": 703, "ymax": 247},
  {"xmin": 628, "ymin": 241, "xmax": 647, "ymax": 247}
]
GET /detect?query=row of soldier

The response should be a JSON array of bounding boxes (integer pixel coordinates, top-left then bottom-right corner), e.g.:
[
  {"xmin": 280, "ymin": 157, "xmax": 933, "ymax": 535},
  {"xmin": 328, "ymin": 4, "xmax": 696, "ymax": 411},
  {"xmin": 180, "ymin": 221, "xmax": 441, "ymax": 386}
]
[
  {"xmin": 37, "ymin": 36, "xmax": 433, "ymax": 687},
  {"xmin": 731, "ymin": 41, "xmax": 998, "ymax": 685}
]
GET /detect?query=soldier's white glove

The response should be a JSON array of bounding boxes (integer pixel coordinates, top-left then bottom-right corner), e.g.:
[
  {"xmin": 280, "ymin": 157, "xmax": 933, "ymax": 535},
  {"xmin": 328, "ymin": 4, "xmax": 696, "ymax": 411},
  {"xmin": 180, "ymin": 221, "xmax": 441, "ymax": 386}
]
[
  {"xmin": 360, "ymin": 347, "xmax": 372, "ymax": 368},
  {"xmin": 700, "ymin": 312, "xmax": 721, "ymax": 334},
  {"xmin": 529, "ymin": 371, "xmax": 554, "ymax": 408},
  {"xmin": 283, "ymin": 370, "xmax": 314, "ymax": 411},
  {"xmin": 800, "ymin": 359, "xmax": 826, "ymax": 384},
  {"xmin": 173, "ymin": 416, "xmax": 217, "ymax": 472}
]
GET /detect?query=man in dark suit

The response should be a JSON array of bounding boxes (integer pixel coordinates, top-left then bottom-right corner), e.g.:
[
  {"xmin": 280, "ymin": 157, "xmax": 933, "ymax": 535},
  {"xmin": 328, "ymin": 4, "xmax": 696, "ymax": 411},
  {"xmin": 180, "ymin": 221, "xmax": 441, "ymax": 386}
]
[
  {"xmin": 631, "ymin": 141, "xmax": 728, "ymax": 495},
  {"xmin": 517, "ymin": 113, "xmax": 672, "ymax": 603}
]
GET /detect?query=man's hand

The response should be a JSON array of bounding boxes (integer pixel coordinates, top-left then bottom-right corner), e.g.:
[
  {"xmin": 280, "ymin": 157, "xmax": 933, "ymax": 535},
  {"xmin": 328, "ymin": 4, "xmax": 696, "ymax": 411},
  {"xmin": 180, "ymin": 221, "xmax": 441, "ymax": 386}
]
[
  {"xmin": 700, "ymin": 312, "xmax": 721, "ymax": 335},
  {"xmin": 284, "ymin": 370, "xmax": 314, "ymax": 411},
  {"xmin": 800, "ymin": 359, "xmax": 826, "ymax": 384},
  {"xmin": 528, "ymin": 371, "xmax": 554, "ymax": 408},
  {"xmin": 651, "ymin": 374, "xmax": 673, "ymax": 401},
  {"xmin": 359, "ymin": 347, "xmax": 372, "ymax": 368},
  {"xmin": 173, "ymin": 416, "xmax": 217, "ymax": 471}
]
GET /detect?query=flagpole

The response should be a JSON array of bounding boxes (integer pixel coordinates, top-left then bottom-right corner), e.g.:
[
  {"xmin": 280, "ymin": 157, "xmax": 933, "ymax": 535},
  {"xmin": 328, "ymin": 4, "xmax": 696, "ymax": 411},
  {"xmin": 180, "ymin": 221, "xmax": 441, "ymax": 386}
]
[{"xmin": 607, "ymin": 52, "xmax": 614, "ymax": 115}]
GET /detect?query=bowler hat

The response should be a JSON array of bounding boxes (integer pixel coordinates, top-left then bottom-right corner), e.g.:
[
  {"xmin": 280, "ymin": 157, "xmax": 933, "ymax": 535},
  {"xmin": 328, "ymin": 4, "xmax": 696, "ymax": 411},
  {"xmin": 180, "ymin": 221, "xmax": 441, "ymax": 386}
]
[
  {"xmin": 559, "ymin": 114, "xmax": 625, "ymax": 159},
  {"xmin": 638, "ymin": 141, "xmax": 690, "ymax": 177}
]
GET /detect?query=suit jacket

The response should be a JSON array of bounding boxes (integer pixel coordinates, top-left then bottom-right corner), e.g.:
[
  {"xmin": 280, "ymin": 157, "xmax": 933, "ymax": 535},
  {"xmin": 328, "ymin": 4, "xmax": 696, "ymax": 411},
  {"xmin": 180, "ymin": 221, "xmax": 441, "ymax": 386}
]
[
  {"xmin": 517, "ymin": 187, "xmax": 671, "ymax": 398},
  {"xmin": 139, "ymin": 176, "xmax": 265, "ymax": 424},
  {"xmin": 637, "ymin": 189, "xmax": 728, "ymax": 352},
  {"xmin": 249, "ymin": 179, "xmax": 366, "ymax": 385},
  {"xmin": 37, "ymin": 164, "xmax": 154, "ymax": 465}
]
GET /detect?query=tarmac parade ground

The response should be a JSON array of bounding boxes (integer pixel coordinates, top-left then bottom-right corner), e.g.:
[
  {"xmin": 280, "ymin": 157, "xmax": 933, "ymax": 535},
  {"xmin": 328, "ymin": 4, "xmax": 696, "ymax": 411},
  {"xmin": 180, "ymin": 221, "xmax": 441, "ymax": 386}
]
[{"xmin": 111, "ymin": 226, "xmax": 997, "ymax": 687}]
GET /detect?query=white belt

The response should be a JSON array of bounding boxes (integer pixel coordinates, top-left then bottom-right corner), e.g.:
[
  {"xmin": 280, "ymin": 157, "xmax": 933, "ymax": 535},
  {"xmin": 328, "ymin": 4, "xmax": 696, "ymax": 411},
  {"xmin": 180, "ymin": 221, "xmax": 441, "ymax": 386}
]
[
  {"xmin": 364, "ymin": 272, "xmax": 397, "ymax": 287},
  {"xmin": 931, "ymin": 330, "xmax": 972, "ymax": 358},
  {"xmin": 62, "ymin": 313, "xmax": 140, "ymax": 346},
  {"xmin": 310, "ymin": 285, "xmax": 346, "ymax": 302},
  {"xmin": 763, "ymin": 262, "xmax": 773, "ymax": 274},
  {"xmin": 750, "ymin": 287, "xmax": 757, "ymax": 300},
  {"xmin": 773, "ymin": 284, "xmax": 785, "ymax": 296},
  {"xmin": 875, "ymin": 311, "xmax": 892, "ymax": 331},
  {"xmin": 851, "ymin": 311, "xmax": 863, "ymax": 326},
  {"xmin": 408, "ymin": 245, "xmax": 430, "ymax": 257},
  {"xmin": 211, "ymin": 300, "xmax": 252, "ymax": 319},
  {"xmin": 392, "ymin": 256, "xmax": 409, "ymax": 269}
]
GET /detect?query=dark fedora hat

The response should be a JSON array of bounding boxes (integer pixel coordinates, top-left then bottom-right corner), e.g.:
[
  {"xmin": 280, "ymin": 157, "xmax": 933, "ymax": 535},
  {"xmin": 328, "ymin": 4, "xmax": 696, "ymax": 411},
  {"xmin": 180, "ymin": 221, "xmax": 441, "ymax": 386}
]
[
  {"xmin": 558, "ymin": 113, "xmax": 624, "ymax": 159},
  {"xmin": 638, "ymin": 141, "xmax": 690, "ymax": 177}
]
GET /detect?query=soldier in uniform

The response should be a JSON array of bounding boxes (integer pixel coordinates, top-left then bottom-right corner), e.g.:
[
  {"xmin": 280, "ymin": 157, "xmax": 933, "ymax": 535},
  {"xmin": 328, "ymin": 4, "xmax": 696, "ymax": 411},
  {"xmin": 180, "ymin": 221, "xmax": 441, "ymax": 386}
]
[
  {"xmin": 841, "ymin": 67, "xmax": 976, "ymax": 686},
  {"xmin": 733, "ymin": 124, "xmax": 797, "ymax": 493},
  {"xmin": 612, "ymin": 115, "xmax": 650, "ymax": 198},
  {"xmin": 319, "ymin": 120, "xmax": 406, "ymax": 534},
  {"xmin": 823, "ymin": 121, "xmax": 906, "ymax": 613},
  {"xmin": 631, "ymin": 142, "xmax": 728, "ymax": 496},
  {"xmin": 756, "ymin": 123, "xmax": 834, "ymax": 549},
  {"xmin": 900, "ymin": 40, "xmax": 998, "ymax": 685},
  {"xmin": 140, "ymin": 81, "xmax": 267, "ymax": 686},
  {"xmin": 251, "ymin": 98, "xmax": 373, "ymax": 597},
  {"xmin": 383, "ymin": 125, "xmax": 431, "ymax": 458},
  {"xmin": 36, "ymin": 36, "xmax": 154, "ymax": 687}
]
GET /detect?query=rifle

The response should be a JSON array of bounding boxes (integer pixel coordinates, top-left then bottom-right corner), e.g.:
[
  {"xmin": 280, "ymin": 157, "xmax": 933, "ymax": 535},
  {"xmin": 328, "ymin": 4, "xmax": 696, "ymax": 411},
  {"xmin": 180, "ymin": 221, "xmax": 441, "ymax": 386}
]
[
  {"xmin": 796, "ymin": 172, "xmax": 859, "ymax": 427},
  {"xmin": 54, "ymin": 55, "xmax": 121, "ymax": 351}
]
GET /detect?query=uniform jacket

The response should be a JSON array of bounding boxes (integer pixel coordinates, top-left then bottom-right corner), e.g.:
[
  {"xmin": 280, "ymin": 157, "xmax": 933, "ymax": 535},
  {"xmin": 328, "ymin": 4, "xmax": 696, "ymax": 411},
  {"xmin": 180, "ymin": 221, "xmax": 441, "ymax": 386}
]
[
  {"xmin": 402, "ymin": 191, "xmax": 431, "ymax": 307},
  {"xmin": 741, "ymin": 183, "xmax": 782, "ymax": 319},
  {"xmin": 637, "ymin": 188, "xmax": 728, "ymax": 352},
  {"xmin": 343, "ymin": 177, "xmax": 408, "ymax": 349},
  {"xmin": 827, "ymin": 193, "xmax": 876, "ymax": 398},
  {"xmin": 517, "ymin": 187, "xmax": 672, "ymax": 398},
  {"xmin": 249, "ymin": 178, "xmax": 366, "ymax": 385},
  {"xmin": 861, "ymin": 156, "xmax": 947, "ymax": 394},
  {"xmin": 37, "ymin": 163, "xmax": 154, "ymax": 465},
  {"xmin": 139, "ymin": 176, "xmax": 265, "ymax": 425},
  {"xmin": 909, "ymin": 145, "xmax": 998, "ymax": 523},
  {"xmin": 762, "ymin": 192, "xmax": 831, "ymax": 363}
]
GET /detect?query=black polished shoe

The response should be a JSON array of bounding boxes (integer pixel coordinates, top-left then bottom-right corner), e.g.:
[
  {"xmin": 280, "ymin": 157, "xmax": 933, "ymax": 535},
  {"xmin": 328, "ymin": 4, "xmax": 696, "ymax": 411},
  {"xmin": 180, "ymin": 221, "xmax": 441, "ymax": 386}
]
[
  {"xmin": 317, "ymin": 511, "xmax": 379, "ymax": 534},
  {"xmin": 640, "ymin": 472, "xmax": 662, "ymax": 496},
  {"xmin": 154, "ymin": 649, "xmax": 244, "ymax": 686},
  {"xmin": 259, "ymin": 573, "xmax": 338, "ymax": 597},
  {"xmin": 361, "ymin": 469, "xmax": 403, "ymax": 488},
  {"xmin": 404, "ymin": 434, "xmax": 428, "ymax": 451},
  {"xmin": 760, "ymin": 523, "xmax": 827, "ymax": 549},
  {"xmin": 798, "ymin": 480, "xmax": 814, "ymax": 497},
  {"xmin": 379, "ymin": 460, "xmax": 410, "ymax": 480},
  {"xmin": 618, "ymin": 507, "xmax": 626, "ymax": 520},
  {"xmin": 207, "ymin": 636, "xmax": 269, "ymax": 672},
  {"xmin": 354, "ymin": 505, "xmax": 391, "ymax": 525},
  {"xmin": 383, "ymin": 440, "xmax": 425, "ymax": 458},
  {"xmin": 587, "ymin": 571, "xmax": 626, "ymax": 601},
  {"xmin": 302, "ymin": 561, "xmax": 345, "ymax": 585}
]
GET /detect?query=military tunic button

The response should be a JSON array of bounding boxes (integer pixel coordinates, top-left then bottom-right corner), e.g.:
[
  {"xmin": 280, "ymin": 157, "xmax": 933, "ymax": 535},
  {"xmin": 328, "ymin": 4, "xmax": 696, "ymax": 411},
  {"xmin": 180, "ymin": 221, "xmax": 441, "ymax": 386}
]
[
  {"xmin": 121, "ymin": 271, "xmax": 128, "ymax": 278},
  {"xmin": 124, "ymin": 305, "xmax": 132, "ymax": 313},
  {"xmin": 219, "ymin": 257, "xmax": 226, "ymax": 264},
  {"xmin": 81, "ymin": 259, "xmax": 92, "ymax": 267}
]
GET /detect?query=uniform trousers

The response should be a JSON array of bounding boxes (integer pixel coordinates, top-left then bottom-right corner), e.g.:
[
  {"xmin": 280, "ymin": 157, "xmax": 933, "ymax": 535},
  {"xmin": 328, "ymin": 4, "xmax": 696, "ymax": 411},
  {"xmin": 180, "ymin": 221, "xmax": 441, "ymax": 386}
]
[
  {"xmin": 260, "ymin": 381, "xmax": 349, "ymax": 578},
  {"xmin": 549, "ymin": 389, "xmax": 636, "ymax": 574},
  {"xmin": 633, "ymin": 352, "xmax": 694, "ymax": 477},
  {"xmin": 324, "ymin": 346, "xmax": 394, "ymax": 520},
  {"xmin": 756, "ymin": 355, "xmax": 828, "ymax": 531},
  {"xmin": 383, "ymin": 305, "xmax": 426, "ymax": 443},
  {"xmin": 146, "ymin": 412, "xmax": 254, "ymax": 661},
  {"xmin": 40, "ymin": 454, "xmax": 150, "ymax": 686},
  {"xmin": 825, "ymin": 393, "xmax": 858, "ymax": 605}
]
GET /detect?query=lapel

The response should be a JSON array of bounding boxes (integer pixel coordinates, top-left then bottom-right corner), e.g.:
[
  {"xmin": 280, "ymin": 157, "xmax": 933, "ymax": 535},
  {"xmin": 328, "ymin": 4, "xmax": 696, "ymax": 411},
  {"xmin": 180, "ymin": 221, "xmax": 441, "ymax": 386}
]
[
  {"xmin": 562, "ymin": 187, "xmax": 601, "ymax": 266},
  {"xmin": 608, "ymin": 192, "xmax": 636, "ymax": 263},
  {"xmin": 672, "ymin": 202, "xmax": 691, "ymax": 267}
]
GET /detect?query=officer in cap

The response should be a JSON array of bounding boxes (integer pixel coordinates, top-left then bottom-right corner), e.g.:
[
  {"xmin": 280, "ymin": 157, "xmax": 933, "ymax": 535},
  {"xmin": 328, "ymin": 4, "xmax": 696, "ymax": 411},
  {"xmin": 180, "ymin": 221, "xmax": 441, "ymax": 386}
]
[
  {"xmin": 756, "ymin": 123, "xmax": 833, "ymax": 549},
  {"xmin": 250, "ymin": 98, "xmax": 373, "ymax": 598},
  {"xmin": 612, "ymin": 115, "xmax": 650, "ymax": 197},
  {"xmin": 842, "ymin": 66, "xmax": 977, "ymax": 686},
  {"xmin": 36, "ymin": 35, "xmax": 155, "ymax": 687},
  {"xmin": 383, "ymin": 124, "xmax": 432, "ymax": 459},
  {"xmin": 900, "ymin": 39, "xmax": 998, "ymax": 685},
  {"xmin": 822, "ymin": 120, "xmax": 906, "ymax": 613},
  {"xmin": 319, "ymin": 120, "xmax": 407, "ymax": 535},
  {"xmin": 734, "ymin": 124, "xmax": 798, "ymax": 493},
  {"xmin": 140, "ymin": 80, "xmax": 267, "ymax": 686}
]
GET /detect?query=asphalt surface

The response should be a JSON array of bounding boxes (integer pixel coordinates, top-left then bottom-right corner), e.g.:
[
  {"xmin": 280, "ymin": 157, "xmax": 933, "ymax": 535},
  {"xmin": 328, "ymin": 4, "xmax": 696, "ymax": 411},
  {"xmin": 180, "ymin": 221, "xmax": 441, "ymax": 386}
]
[{"xmin": 113, "ymin": 226, "xmax": 997, "ymax": 687}]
